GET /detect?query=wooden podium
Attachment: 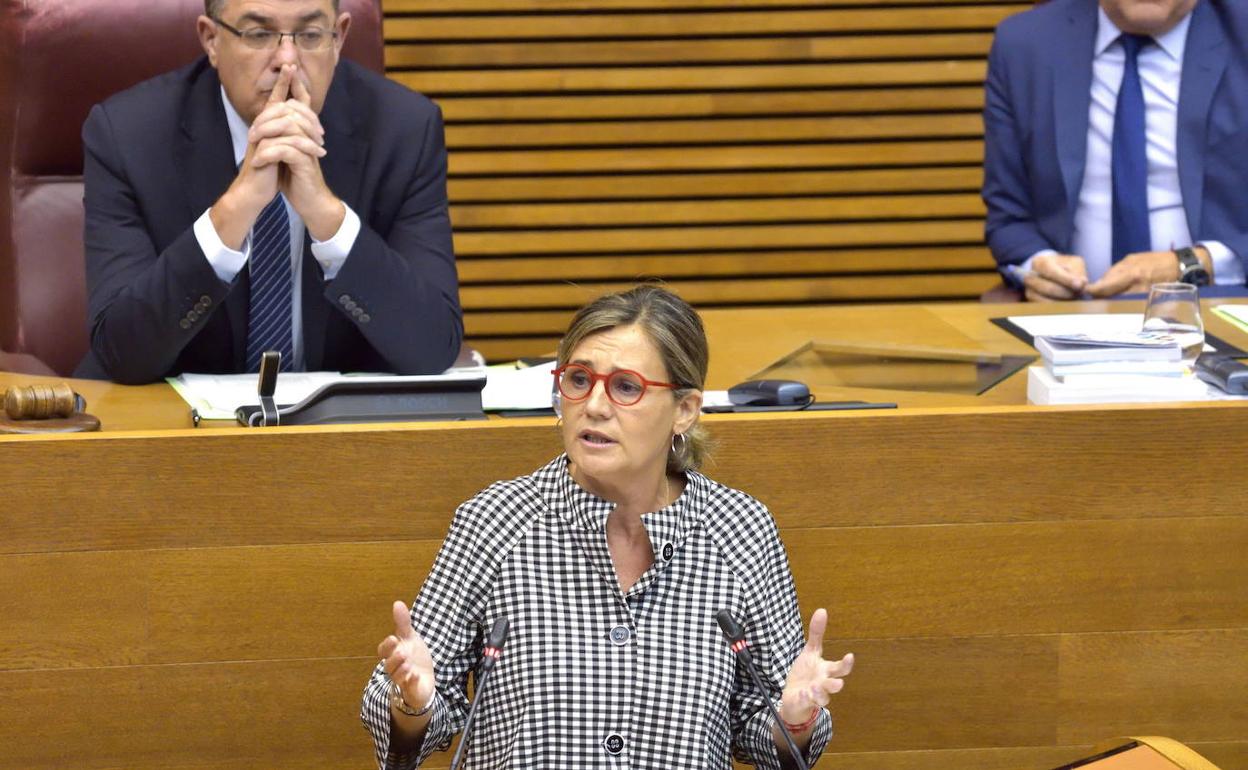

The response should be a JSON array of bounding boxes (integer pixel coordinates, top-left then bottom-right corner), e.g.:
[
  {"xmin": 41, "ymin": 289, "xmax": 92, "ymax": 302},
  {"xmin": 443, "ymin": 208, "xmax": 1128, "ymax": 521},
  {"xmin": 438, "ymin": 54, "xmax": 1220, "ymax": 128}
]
[
  {"xmin": 1058, "ymin": 738, "xmax": 1223, "ymax": 770},
  {"xmin": 2, "ymin": 302, "xmax": 1246, "ymax": 770}
]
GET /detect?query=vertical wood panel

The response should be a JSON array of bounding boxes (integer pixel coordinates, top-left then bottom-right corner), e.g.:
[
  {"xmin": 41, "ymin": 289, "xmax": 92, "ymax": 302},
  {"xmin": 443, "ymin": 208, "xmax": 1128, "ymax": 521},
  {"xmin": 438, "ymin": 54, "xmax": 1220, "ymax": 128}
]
[
  {"xmin": 1058, "ymin": 630, "xmax": 1248, "ymax": 744},
  {"xmin": 0, "ymin": 552, "xmax": 152, "ymax": 670},
  {"xmin": 817, "ymin": 636, "xmax": 1060, "ymax": 752},
  {"xmin": 0, "ymin": 660, "xmax": 367, "ymax": 770},
  {"xmin": 791, "ymin": 517, "xmax": 1248, "ymax": 640}
]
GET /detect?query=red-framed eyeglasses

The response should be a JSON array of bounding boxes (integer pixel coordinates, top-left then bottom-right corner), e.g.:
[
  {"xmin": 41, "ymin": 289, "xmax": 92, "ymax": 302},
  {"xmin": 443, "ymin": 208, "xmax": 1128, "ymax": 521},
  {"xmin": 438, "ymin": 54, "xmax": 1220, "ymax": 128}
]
[{"xmin": 552, "ymin": 364, "xmax": 681, "ymax": 407}]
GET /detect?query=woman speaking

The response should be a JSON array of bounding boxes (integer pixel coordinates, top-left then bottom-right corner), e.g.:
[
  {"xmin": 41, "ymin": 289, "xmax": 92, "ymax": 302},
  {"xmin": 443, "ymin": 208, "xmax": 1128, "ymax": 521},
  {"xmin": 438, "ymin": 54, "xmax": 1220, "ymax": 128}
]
[{"xmin": 362, "ymin": 286, "xmax": 853, "ymax": 769}]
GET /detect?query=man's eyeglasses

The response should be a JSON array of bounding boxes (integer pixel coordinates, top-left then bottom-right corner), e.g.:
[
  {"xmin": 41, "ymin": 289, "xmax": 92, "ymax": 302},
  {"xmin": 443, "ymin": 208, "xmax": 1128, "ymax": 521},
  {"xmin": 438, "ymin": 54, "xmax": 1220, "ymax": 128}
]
[
  {"xmin": 214, "ymin": 18, "xmax": 338, "ymax": 52},
  {"xmin": 553, "ymin": 364, "xmax": 681, "ymax": 407}
]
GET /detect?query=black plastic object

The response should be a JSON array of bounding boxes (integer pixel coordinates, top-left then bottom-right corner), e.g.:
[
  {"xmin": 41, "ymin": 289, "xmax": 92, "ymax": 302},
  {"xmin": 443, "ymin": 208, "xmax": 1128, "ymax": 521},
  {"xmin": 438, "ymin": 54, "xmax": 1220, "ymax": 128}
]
[
  {"xmin": 449, "ymin": 617, "xmax": 511, "ymax": 770},
  {"xmin": 714, "ymin": 609, "xmax": 809, "ymax": 770},
  {"xmin": 728, "ymin": 379, "xmax": 811, "ymax": 406},
  {"xmin": 237, "ymin": 375, "xmax": 487, "ymax": 426},
  {"xmin": 257, "ymin": 351, "xmax": 281, "ymax": 426},
  {"xmin": 703, "ymin": 400, "xmax": 896, "ymax": 413},
  {"xmin": 1195, "ymin": 355, "xmax": 1248, "ymax": 394}
]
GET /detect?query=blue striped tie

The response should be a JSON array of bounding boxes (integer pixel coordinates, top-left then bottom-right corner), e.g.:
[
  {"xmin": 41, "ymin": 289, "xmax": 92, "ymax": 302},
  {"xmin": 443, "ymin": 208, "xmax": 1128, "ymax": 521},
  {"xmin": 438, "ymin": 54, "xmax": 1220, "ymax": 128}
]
[
  {"xmin": 1111, "ymin": 34, "xmax": 1152, "ymax": 264},
  {"xmin": 246, "ymin": 194, "xmax": 293, "ymax": 372}
]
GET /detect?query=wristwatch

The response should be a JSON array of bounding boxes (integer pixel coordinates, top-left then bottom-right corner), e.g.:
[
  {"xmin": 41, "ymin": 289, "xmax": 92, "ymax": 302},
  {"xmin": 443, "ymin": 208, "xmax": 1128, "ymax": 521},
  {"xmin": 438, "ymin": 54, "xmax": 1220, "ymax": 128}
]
[
  {"xmin": 389, "ymin": 680, "xmax": 434, "ymax": 717},
  {"xmin": 1175, "ymin": 247, "xmax": 1211, "ymax": 287}
]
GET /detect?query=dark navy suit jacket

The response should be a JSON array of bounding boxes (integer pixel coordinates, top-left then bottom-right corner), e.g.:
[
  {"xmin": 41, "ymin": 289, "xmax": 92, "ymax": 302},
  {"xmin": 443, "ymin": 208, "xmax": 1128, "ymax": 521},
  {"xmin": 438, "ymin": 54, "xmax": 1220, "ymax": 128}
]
[
  {"xmin": 78, "ymin": 57, "xmax": 463, "ymax": 383},
  {"xmin": 982, "ymin": 0, "xmax": 1248, "ymax": 281}
]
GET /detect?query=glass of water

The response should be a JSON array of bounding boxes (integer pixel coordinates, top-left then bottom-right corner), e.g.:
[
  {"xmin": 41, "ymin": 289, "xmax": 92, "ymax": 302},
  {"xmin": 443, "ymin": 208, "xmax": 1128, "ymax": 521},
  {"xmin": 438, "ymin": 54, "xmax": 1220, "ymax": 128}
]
[{"xmin": 1142, "ymin": 282, "xmax": 1204, "ymax": 366}]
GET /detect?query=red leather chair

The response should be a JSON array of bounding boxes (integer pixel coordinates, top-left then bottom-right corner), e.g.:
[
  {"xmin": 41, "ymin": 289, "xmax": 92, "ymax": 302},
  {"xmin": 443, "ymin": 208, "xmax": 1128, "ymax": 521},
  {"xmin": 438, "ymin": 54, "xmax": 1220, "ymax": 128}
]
[{"xmin": 0, "ymin": 0, "xmax": 384, "ymax": 375}]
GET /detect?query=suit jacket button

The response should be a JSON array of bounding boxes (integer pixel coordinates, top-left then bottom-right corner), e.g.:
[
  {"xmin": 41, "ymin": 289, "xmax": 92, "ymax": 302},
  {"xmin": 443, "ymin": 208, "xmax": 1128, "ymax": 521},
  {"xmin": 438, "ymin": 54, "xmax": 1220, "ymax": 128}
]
[
  {"xmin": 608, "ymin": 625, "xmax": 631, "ymax": 646},
  {"xmin": 200, "ymin": 295, "xmax": 212, "ymax": 306},
  {"xmin": 602, "ymin": 734, "xmax": 625, "ymax": 756},
  {"xmin": 359, "ymin": 313, "xmax": 371, "ymax": 324},
  {"xmin": 339, "ymin": 294, "xmax": 351, "ymax": 306},
  {"xmin": 179, "ymin": 319, "xmax": 191, "ymax": 329}
]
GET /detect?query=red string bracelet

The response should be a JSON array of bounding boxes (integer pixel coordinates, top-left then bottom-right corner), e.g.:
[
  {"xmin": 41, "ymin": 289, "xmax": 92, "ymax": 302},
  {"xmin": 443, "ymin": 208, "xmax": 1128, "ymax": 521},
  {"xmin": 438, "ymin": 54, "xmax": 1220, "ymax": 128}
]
[{"xmin": 780, "ymin": 704, "xmax": 820, "ymax": 733}]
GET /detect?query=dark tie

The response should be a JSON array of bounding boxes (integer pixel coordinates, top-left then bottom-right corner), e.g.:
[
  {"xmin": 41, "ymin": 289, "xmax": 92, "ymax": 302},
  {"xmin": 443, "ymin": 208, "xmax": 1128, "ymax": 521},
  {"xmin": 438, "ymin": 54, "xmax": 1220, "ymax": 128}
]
[
  {"xmin": 246, "ymin": 194, "xmax": 294, "ymax": 372},
  {"xmin": 1111, "ymin": 34, "xmax": 1152, "ymax": 264}
]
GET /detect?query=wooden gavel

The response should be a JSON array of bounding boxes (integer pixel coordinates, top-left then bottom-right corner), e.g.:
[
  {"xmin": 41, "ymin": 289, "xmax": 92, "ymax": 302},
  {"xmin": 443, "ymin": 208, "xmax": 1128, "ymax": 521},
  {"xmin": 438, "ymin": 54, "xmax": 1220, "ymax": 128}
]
[{"xmin": 2, "ymin": 383, "xmax": 83, "ymax": 420}]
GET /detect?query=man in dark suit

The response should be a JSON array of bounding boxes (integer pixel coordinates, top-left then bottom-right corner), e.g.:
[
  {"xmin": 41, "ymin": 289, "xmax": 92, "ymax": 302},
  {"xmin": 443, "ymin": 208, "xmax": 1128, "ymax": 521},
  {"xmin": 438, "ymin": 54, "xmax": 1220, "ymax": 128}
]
[
  {"xmin": 78, "ymin": 0, "xmax": 462, "ymax": 383},
  {"xmin": 982, "ymin": 0, "xmax": 1248, "ymax": 301}
]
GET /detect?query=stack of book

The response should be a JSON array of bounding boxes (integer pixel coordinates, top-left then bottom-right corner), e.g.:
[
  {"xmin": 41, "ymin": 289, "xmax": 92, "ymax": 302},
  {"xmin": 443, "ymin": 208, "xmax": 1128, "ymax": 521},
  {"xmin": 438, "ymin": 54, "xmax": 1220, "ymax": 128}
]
[{"xmin": 1026, "ymin": 331, "xmax": 1208, "ymax": 404}]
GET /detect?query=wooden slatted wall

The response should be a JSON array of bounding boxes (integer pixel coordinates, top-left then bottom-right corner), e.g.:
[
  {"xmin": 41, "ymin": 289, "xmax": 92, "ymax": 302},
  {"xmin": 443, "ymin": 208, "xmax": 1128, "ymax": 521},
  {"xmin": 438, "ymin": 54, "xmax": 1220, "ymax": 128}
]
[{"xmin": 382, "ymin": 0, "xmax": 1031, "ymax": 360}]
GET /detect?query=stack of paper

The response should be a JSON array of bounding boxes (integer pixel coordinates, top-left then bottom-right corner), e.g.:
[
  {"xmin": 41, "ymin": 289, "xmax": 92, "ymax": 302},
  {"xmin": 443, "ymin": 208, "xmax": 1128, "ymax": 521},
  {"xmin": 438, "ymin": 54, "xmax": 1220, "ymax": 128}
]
[
  {"xmin": 1026, "ymin": 367, "xmax": 1209, "ymax": 404},
  {"xmin": 1038, "ymin": 331, "xmax": 1185, "ymax": 373},
  {"xmin": 1028, "ymin": 331, "xmax": 1201, "ymax": 404}
]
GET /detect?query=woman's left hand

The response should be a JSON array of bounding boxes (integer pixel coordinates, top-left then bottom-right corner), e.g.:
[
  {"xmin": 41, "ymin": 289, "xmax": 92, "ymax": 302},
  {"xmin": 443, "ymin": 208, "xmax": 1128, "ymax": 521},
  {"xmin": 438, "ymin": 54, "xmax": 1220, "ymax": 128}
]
[{"xmin": 779, "ymin": 608, "xmax": 854, "ymax": 727}]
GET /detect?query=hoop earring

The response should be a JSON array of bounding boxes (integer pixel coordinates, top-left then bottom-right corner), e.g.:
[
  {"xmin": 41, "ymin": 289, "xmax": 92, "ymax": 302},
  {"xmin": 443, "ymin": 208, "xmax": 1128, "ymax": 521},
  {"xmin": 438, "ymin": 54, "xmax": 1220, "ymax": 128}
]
[{"xmin": 671, "ymin": 432, "xmax": 687, "ymax": 454}]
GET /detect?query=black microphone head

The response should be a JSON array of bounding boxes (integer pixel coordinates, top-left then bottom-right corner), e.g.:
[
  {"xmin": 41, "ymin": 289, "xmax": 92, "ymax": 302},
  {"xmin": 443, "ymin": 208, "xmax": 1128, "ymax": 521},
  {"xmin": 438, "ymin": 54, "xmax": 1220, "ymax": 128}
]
[
  {"xmin": 715, "ymin": 609, "xmax": 745, "ymax": 643},
  {"xmin": 486, "ymin": 617, "xmax": 510, "ymax": 650}
]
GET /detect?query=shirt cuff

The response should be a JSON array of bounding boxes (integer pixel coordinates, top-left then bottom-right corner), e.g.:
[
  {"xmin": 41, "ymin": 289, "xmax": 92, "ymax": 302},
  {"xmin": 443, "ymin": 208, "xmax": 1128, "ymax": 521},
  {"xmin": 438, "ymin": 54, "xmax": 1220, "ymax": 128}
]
[
  {"xmin": 310, "ymin": 203, "xmax": 360, "ymax": 281},
  {"xmin": 736, "ymin": 700, "xmax": 832, "ymax": 770},
  {"xmin": 1196, "ymin": 241, "xmax": 1246, "ymax": 287},
  {"xmin": 193, "ymin": 207, "xmax": 247, "ymax": 283}
]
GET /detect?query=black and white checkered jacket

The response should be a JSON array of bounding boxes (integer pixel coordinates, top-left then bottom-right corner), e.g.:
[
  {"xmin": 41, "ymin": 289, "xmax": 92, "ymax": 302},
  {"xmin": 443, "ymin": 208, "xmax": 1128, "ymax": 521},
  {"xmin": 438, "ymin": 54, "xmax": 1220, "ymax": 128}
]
[{"xmin": 362, "ymin": 455, "xmax": 832, "ymax": 769}]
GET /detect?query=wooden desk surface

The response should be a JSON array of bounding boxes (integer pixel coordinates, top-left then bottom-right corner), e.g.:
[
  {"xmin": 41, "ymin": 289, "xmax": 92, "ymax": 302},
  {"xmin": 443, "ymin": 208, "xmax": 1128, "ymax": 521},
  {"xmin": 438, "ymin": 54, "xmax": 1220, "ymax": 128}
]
[
  {"xmin": 700, "ymin": 298, "xmax": 1247, "ymax": 407},
  {"xmin": 3, "ymin": 299, "xmax": 1245, "ymax": 432},
  {"xmin": 2, "ymin": 301, "xmax": 1246, "ymax": 770}
]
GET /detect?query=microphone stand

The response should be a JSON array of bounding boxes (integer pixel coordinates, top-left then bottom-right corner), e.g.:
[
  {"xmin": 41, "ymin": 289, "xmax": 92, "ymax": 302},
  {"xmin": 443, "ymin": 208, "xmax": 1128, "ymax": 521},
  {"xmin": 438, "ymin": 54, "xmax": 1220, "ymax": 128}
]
[
  {"xmin": 715, "ymin": 609, "xmax": 809, "ymax": 770},
  {"xmin": 449, "ymin": 618, "xmax": 511, "ymax": 770}
]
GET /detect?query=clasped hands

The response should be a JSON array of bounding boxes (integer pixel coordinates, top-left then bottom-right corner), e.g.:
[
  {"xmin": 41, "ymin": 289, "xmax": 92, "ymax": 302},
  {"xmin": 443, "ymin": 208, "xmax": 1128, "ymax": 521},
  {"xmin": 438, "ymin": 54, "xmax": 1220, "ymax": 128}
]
[
  {"xmin": 211, "ymin": 64, "xmax": 344, "ymax": 250},
  {"xmin": 1022, "ymin": 249, "xmax": 1205, "ymax": 301},
  {"xmin": 377, "ymin": 601, "xmax": 854, "ymax": 728}
]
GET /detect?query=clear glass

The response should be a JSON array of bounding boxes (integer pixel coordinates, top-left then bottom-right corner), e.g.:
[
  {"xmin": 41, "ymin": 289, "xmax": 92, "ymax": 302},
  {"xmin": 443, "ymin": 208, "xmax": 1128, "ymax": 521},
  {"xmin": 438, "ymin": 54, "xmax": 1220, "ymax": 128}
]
[{"xmin": 1142, "ymin": 282, "xmax": 1204, "ymax": 366}]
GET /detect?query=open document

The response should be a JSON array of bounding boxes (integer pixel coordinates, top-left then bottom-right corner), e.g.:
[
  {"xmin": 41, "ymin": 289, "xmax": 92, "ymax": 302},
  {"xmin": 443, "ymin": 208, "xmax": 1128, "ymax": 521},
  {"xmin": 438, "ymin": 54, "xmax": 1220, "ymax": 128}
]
[{"xmin": 1212, "ymin": 304, "xmax": 1248, "ymax": 335}]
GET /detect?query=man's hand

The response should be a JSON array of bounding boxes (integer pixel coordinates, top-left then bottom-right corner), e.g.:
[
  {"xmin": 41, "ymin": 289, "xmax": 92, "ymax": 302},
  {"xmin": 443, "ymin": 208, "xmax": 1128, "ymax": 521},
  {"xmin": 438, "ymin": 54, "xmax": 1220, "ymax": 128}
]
[
  {"xmin": 1024, "ymin": 254, "xmax": 1089, "ymax": 301},
  {"xmin": 250, "ymin": 69, "xmax": 344, "ymax": 241},
  {"xmin": 209, "ymin": 66, "xmax": 301, "ymax": 250},
  {"xmin": 1087, "ymin": 248, "xmax": 1210, "ymax": 297}
]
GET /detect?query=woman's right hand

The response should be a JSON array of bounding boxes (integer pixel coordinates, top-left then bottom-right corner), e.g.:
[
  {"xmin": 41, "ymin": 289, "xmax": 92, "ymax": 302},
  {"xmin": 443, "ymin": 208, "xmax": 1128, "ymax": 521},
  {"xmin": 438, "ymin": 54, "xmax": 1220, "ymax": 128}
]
[{"xmin": 378, "ymin": 601, "xmax": 436, "ymax": 715}]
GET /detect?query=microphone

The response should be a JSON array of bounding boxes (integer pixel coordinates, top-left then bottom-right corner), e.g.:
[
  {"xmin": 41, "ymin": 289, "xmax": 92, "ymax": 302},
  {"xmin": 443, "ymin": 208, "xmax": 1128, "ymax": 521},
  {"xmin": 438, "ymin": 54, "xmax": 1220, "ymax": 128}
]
[
  {"xmin": 449, "ymin": 617, "xmax": 511, "ymax": 770},
  {"xmin": 715, "ymin": 610, "xmax": 810, "ymax": 770}
]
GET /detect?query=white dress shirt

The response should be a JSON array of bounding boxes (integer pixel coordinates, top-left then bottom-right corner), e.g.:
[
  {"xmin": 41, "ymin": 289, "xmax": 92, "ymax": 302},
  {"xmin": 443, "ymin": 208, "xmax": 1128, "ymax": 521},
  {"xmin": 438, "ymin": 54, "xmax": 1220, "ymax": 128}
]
[
  {"xmin": 1021, "ymin": 7, "xmax": 1244, "ymax": 286},
  {"xmin": 191, "ymin": 87, "xmax": 362, "ymax": 370}
]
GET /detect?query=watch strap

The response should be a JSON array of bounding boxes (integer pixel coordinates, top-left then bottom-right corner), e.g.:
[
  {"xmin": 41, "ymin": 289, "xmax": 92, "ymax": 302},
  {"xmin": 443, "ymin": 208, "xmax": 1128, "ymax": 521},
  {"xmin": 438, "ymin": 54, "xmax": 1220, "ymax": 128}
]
[
  {"xmin": 1174, "ymin": 247, "xmax": 1210, "ymax": 286},
  {"xmin": 389, "ymin": 679, "xmax": 434, "ymax": 717}
]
